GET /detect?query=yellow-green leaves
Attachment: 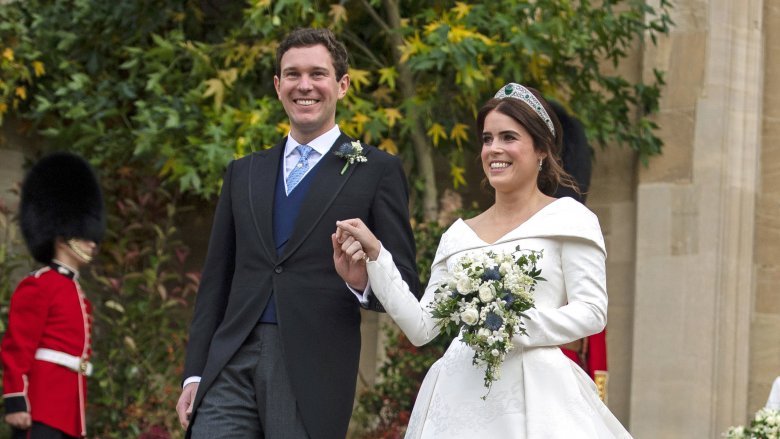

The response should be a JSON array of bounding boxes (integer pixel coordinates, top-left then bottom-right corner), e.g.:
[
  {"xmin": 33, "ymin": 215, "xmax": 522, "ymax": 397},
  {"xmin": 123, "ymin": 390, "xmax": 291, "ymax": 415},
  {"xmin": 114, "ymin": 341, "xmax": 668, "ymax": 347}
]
[
  {"xmin": 378, "ymin": 67, "xmax": 398, "ymax": 91},
  {"xmin": 32, "ymin": 61, "xmax": 45, "ymax": 77},
  {"xmin": 203, "ymin": 68, "xmax": 238, "ymax": 110},
  {"xmin": 399, "ymin": 32, "xmax": 427, "ymax": 63},
  {"xmin": 379, "ymin": 138, "xmax": 399, "ymax": 155},
  {"xmin": 202, "ymin": 79, "xmax": 225, "ymax": 109},
  {"xmin": 383, "ymin": 108, "xmax": 402, "ymax": 128},
  {"xmin": 349, "ymin": 68, "xmax": 371, "ymax": 92},
  {"xmin": 329, "ymin": 4, "xmax": 348, "ymax": 25},
  {"xmin": 427, "ymin": 123, "xmax": 448, "ymax": 147},
  {"xmin": 450, "ymin": 165, "xmax": 467, "ymax": 188},
  {"xmin": 450, "ymin": 123, "xmax": 469, "ymax": 148},
  {"xmin": 452, "ymin": 2, "xmax": 472, "ymax": 20}
]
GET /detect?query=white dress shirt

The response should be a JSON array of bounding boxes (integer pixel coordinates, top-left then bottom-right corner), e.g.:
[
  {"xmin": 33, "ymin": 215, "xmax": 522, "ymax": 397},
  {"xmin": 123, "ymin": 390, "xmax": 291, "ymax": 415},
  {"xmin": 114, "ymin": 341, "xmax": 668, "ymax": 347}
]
[{"xmin": 282, "ymin": 125, "xmax": 342, "ymax": 193}]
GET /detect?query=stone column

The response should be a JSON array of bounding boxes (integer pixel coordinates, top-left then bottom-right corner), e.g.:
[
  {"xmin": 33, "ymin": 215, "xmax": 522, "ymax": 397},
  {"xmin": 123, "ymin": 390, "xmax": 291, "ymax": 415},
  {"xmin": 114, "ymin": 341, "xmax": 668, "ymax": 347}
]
[
  {"xmin": 751, "ymin": 0, "xmax": 780, "ymax": 417},
  {"xmin": 630, "ymin": 0, "xmax": 763, "ymax": 437}
]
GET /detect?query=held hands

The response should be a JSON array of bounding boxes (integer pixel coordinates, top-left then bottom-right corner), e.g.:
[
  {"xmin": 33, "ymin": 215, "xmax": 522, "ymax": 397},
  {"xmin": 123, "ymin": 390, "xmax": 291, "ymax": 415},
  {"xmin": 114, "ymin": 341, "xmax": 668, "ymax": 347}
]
[
  {"xmin": 5, "ymin": 412, "xmax": 31, "ymax": 430},
  {"xmin": 332, "ymin": 219, "xmax": 381, "ymax": 291},
  {"xmin": 176, "ymin": 382, "xmax": 198, "ymax": 430}
]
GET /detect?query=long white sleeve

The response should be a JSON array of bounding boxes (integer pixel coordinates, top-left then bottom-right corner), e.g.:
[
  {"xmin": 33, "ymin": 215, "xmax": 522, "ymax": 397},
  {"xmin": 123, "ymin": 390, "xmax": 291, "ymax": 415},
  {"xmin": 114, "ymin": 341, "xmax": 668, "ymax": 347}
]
[
  {"xmin": 366, "ymin": 246, "xmax": 449, "ymax": 346},
  {"xmin": 515, "ymin": 238, "xmax": 608, "ymax": 348}
]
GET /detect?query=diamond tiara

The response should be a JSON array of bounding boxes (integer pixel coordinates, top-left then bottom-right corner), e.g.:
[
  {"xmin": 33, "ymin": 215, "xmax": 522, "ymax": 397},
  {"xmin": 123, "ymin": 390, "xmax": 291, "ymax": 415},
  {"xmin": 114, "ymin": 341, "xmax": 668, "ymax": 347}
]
[{"xmin": 494, "ymin": 83, "xmax": 555, "ymax": 136}]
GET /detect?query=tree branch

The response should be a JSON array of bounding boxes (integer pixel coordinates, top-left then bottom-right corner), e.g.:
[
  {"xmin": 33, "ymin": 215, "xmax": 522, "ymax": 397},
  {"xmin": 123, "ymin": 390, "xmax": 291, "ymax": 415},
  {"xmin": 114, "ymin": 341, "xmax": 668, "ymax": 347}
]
[
  {"xmin": 357, "ymin": 0, "xmax": 391, "ymax": 34},
  {"xmin": 381, "ymin": 0, "xmax": 438, "ymax": 222}
]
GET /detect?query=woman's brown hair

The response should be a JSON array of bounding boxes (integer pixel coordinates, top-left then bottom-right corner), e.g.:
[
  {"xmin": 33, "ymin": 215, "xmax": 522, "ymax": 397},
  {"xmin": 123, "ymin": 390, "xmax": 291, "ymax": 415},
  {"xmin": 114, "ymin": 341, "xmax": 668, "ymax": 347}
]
[{"xmin": 476, "ymin": 86, "xmax": 580, "ymax": 196}]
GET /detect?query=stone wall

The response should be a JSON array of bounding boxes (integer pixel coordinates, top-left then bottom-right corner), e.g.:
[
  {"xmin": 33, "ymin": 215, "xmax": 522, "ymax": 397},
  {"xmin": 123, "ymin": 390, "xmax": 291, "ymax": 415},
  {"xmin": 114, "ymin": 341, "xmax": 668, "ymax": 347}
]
[
  {"xmin": 630, "ymin": 0, "xmax": 769, "ymax": 437},
  {"xmin": 752, "ymin": 0, "xmax": 780, "ymax": 419}
]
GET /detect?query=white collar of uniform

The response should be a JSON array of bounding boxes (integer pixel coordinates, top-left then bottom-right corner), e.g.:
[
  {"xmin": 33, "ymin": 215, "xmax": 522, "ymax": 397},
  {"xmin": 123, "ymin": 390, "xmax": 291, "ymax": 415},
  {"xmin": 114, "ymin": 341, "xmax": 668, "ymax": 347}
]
[
  {"xmin": 51, "ymin": 258, "xmax": 80, "ymax": 279},
  {"xmin": 284, "ymin": 125, "xmax": 342, "ymax": 159}
]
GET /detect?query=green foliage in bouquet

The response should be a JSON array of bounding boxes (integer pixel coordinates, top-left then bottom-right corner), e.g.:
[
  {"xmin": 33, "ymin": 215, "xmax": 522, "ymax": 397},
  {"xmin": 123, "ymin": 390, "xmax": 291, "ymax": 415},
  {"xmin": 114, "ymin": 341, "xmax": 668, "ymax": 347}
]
[
  {"xmin": 430, "ymin": 247, "xmax": 543, "ymax": 396},
  {"xmin": 725, "ymin": 407, "xmax": 780, "ymax": 439}
]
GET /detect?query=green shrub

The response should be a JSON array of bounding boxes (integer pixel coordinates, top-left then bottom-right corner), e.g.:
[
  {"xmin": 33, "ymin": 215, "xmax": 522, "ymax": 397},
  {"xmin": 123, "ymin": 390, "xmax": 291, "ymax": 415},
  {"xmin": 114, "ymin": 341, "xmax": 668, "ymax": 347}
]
[
  {"xmin": 84, "ymin": 171, "xmax": 198, "ymax": 438},
  {"xmin": 351, "ymin": 219, "xmax": 457, "ymax": 438}
]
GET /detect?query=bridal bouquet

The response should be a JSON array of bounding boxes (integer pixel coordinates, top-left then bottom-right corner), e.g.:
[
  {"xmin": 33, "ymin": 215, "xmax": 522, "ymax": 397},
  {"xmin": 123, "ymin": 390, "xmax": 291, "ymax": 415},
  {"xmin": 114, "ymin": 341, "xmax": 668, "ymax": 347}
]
[
  {"xmin": 429, "ymin": 246, "xmax": 543, "ymax": 398},
  {"xmin": 724, "ymin": 407, "xmax": 780, "ymax": 439}
]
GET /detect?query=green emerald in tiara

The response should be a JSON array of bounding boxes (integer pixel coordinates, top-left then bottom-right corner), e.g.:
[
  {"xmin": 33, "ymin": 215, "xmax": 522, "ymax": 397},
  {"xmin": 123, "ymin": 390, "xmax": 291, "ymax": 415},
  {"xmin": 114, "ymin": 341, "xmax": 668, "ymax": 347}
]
[{"xmin": 494, "ymin": 82, "xmax": 556, "ymax": 136}]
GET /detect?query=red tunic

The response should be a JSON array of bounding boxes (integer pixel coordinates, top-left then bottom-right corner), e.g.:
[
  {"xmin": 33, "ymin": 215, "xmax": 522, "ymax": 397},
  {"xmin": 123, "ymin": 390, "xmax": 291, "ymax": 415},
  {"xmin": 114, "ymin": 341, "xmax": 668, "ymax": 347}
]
[
  {"xmin": 1, "ymin": 263, "xmax": 92, "ymax": 437},
  {"xmin": 561, "ymin": 329, "xmax": 608, "ymax": 402}
]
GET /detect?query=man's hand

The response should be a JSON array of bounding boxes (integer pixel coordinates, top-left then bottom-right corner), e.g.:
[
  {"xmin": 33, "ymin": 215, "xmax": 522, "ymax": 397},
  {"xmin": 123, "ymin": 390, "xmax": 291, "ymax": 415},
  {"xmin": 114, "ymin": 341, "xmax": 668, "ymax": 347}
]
[
  {"xmin": 176, "ymin": 382, "xmax": 198, "ymax": 430},
  {"xmin": 5, "ymin": 412, "xmax": 31, "ymax": 430},
  {"xmin": 332, "ymin": 218, "xmax": 383, "ymax": 290},
  {"xmin": 332, "ymin": 232, "xmax": 369, "ymax": 291}
]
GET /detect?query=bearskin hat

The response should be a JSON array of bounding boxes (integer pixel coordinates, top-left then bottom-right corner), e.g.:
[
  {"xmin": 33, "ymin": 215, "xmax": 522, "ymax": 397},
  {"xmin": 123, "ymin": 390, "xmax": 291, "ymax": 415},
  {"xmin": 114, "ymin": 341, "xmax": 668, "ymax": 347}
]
[
  {"xmin": 19, "ymin": 152, "xmax": 105, "ymax": 263},
  {"xmin": 549, "ymin": 101, "xmax": 593, "ymax": 204}
]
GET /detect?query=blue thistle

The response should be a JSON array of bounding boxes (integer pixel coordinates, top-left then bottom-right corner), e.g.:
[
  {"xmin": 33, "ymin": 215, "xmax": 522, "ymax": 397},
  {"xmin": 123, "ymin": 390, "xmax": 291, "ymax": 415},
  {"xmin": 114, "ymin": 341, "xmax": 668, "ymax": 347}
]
[
  {"xmin": 484, "ymin": 312, "xmax": 503, "ymax": 331},
  {"xmin": 481, "ymin": 267, "xmax": 501, "ymax": 282},
  {"xmin": 334, "ymin": 142, "xmax": 355, "ymax": 156},
  {"xmin": 502, "ymin": 293, "xmax": 516, "ymax": 307}
]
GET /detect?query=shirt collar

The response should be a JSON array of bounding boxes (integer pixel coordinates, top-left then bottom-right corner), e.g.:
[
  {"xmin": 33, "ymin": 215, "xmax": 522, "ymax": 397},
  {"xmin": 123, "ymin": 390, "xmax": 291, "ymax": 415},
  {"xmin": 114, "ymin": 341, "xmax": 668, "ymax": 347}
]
[{"xmin": 284, "ymin": 125, "xmax": 342, "ymax": 158}]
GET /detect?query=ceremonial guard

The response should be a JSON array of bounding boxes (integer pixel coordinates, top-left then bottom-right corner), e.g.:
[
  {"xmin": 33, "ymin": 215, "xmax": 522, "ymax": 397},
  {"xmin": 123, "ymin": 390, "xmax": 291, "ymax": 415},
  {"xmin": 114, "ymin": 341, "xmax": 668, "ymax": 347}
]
[
  {"xmin": 1, "ymin": 152, "xmax": 105, "ymax": 438},
  {"xmin": 561, "ymin": 329, "xmax": 609, "ymax": 401},
  {"xmin": 550, "ymin": 100, "xmax": 609, "ymax": 402}
]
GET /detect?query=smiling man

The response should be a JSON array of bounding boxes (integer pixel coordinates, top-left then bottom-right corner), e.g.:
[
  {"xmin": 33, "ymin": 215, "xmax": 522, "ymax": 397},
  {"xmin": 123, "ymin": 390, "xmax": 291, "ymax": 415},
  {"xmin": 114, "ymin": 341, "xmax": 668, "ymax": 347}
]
[{"xmin": 175, "ymin": 28, "xmax": 420, "ymax": 439}]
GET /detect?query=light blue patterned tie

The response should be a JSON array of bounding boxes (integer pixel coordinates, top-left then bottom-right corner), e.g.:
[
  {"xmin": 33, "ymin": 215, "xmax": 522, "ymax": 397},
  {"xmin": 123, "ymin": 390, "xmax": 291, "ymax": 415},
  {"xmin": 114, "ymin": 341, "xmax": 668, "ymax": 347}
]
[{"xmin": 285, "ymin": 144, "xmax": 314, "ymax": 194}]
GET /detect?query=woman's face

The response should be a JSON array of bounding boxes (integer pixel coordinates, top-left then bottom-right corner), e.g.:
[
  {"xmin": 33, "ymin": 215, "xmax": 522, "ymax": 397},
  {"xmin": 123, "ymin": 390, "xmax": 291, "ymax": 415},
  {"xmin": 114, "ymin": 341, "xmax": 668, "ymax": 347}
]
[{"xmin": 480, "ymin": 109, "xmax": 545, "ymax": 192}]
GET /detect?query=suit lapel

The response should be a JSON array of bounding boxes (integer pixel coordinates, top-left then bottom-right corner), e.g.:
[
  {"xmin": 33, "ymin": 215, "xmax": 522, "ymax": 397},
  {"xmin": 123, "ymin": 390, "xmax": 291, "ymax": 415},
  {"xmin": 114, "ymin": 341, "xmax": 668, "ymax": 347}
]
[
  {"xmin": 248, "ymin": 139, "xmax": 285, "ymax": 262},
  {"xmin": 278, "ymin": 133, "xmax": 356, "ymax": 263}
]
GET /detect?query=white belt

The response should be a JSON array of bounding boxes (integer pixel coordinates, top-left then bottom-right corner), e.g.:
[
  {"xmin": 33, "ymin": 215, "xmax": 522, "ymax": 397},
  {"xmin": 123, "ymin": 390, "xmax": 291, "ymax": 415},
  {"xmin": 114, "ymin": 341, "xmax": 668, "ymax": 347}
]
[{"xmin": 35, "ymin": 348, "xmax": 93, "ymax": 376}]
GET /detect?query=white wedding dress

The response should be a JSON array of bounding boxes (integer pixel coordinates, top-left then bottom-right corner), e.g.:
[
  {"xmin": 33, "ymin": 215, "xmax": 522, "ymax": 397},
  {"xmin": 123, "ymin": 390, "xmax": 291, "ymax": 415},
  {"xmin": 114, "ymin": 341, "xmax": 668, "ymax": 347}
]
[{"xmin": 366, "ymin": 197, "xmax": 632, "ymax": 438}]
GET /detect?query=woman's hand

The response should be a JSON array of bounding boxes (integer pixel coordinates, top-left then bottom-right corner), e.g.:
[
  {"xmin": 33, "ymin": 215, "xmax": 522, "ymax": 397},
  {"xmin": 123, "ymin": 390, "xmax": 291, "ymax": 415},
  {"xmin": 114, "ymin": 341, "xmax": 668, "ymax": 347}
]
[{"xmin": 336, "ymin": 219, "xmax": 381, "ymax": 261}]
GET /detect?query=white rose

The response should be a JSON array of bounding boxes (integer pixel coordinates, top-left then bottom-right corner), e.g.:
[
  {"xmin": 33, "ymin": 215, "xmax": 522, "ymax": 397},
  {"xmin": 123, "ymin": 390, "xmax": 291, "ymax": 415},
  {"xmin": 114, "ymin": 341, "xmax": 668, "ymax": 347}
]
[
  {"xmin": 477, "ymin": 328, "xmax": 491, "ymax": 339},
  {"xmin": 499, "ymin": 262, "xmax": 513, "ymax": 275},
  {"xmin": 728, "ymin": 426, "xmax": 745, "ymax": 438},
  {"xmin": 491, "ymin": 349, "xmax": 500, "ymax": 357},
  {"xmin": 456, "ymin": 277, "xmax": 476, "ymax": 294},
  {"xmin": 460, "ymin": 308, "xmax": 479, "ymax": 325},
  {"xmin": 478, "ymin": 284, "xmax": 495, "ymax": 302}
]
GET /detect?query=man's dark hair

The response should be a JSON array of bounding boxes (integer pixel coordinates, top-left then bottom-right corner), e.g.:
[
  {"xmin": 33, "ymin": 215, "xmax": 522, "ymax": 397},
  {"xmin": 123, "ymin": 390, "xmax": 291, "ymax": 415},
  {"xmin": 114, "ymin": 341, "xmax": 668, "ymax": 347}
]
[{"xmin": 275, "ymin": 28, "xmax": 349, "ymax": 79}]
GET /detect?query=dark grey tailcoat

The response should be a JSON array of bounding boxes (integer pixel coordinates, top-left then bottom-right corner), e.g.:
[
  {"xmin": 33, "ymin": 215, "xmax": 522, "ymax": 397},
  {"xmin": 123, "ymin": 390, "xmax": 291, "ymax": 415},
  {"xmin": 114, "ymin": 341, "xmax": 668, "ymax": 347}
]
[{"xmin": 183, "ymin": 133, "xmax": 420, "ymax": 439}]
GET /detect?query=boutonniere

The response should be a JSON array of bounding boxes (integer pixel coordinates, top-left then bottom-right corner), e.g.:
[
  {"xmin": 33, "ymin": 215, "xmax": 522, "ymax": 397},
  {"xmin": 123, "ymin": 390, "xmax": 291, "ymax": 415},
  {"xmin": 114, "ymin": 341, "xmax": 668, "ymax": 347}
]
[{"xmin": 333, "ymin": 140, "xmax": 368, "ymax": 175}]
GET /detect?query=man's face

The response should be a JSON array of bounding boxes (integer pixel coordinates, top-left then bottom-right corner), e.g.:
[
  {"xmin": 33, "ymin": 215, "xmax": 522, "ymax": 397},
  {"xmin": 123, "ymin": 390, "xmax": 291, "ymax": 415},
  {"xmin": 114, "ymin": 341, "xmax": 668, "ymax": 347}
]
[{"xmin": 274, "ymin": 44, "xmax": 350, "ymax": 143}]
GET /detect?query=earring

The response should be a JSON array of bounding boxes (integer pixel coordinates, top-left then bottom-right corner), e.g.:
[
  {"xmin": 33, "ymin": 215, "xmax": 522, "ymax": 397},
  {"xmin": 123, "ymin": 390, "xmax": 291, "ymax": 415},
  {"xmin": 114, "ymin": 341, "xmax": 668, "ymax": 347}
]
[{"xmin": 538, "ymin": 158, "xmax": 543, "ymax": 172}]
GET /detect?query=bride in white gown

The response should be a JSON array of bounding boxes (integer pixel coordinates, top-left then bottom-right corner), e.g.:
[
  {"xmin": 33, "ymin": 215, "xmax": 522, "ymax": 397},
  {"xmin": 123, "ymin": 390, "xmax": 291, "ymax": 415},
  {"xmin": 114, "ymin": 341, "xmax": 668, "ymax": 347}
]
[{"xmin": 333, "ymin": 83, "xmax": 632, "ymax": 438}]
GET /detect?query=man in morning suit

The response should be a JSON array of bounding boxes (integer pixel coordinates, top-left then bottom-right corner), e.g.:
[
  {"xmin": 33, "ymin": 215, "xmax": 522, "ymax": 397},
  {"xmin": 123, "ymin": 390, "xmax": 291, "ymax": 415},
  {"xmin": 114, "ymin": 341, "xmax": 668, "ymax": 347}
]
[{"xmin": 175, "ymin": 28, "xmax": 420, "ymax": 438}]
